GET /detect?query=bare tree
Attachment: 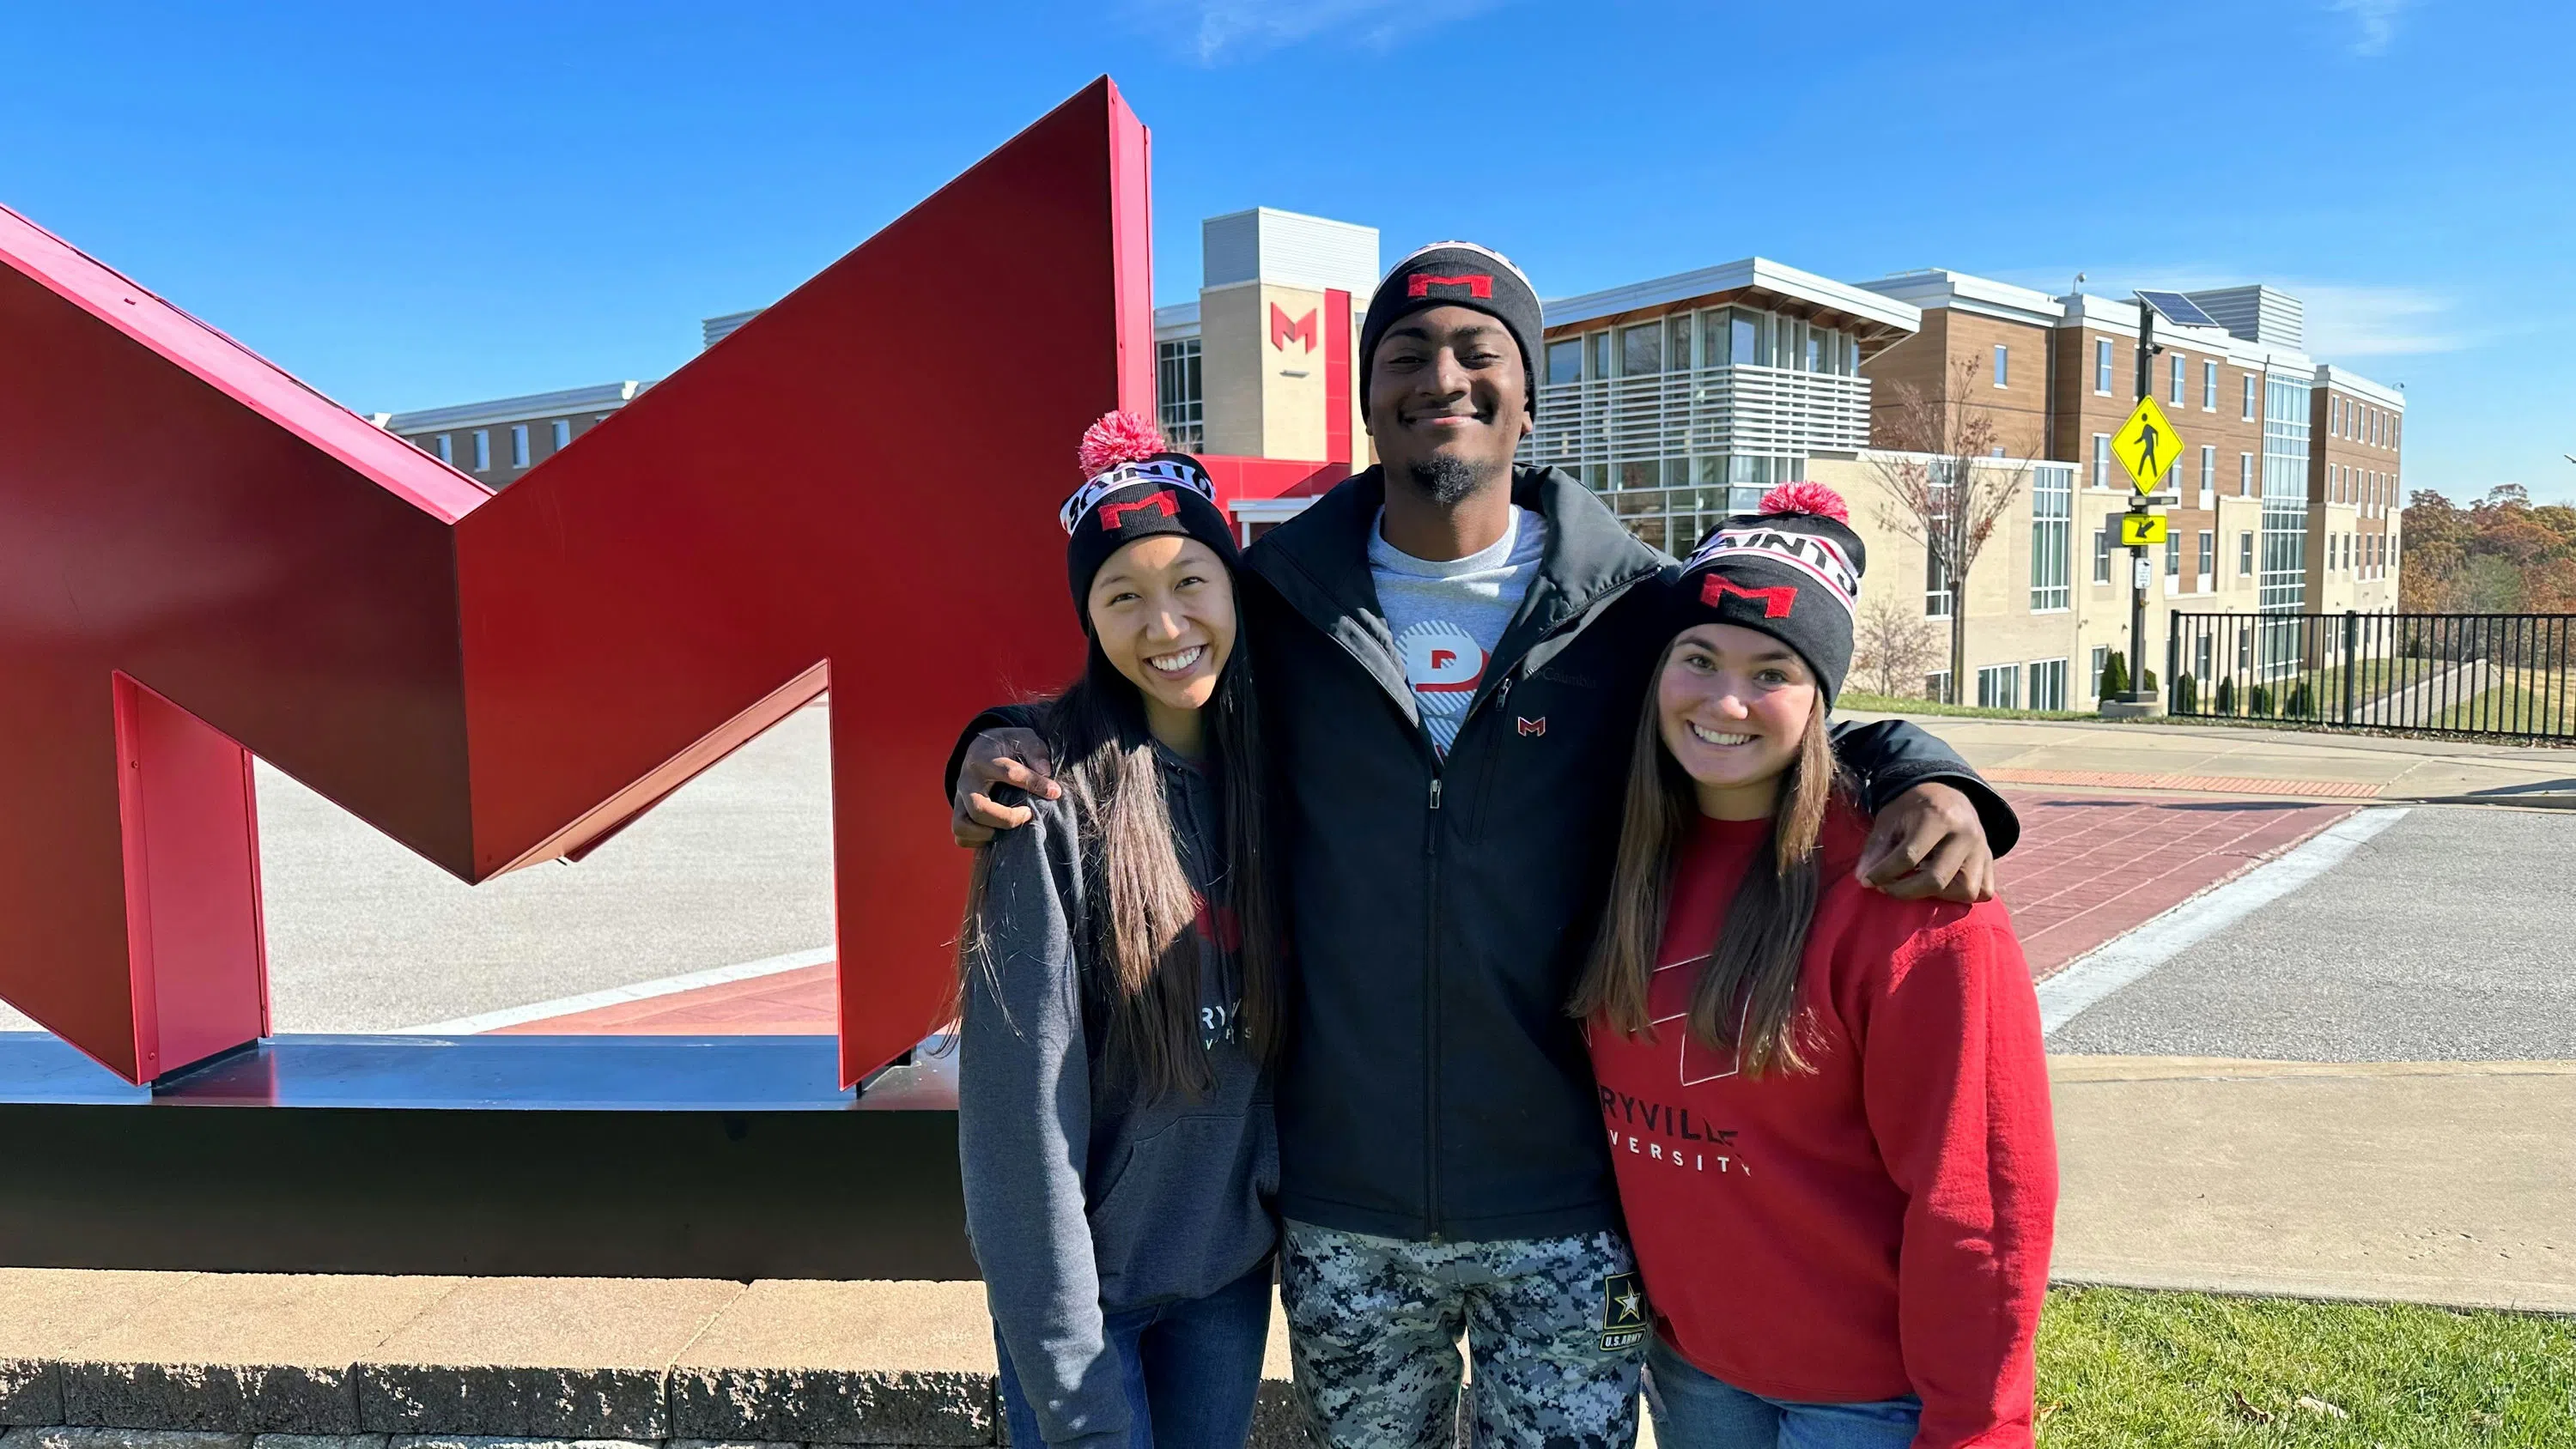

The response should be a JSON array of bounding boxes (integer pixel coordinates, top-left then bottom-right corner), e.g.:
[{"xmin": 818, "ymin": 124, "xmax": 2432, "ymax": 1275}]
[
  {"xmin": 1868, "ymin": 357, "xmax": 2033, "ymax": 700},
  {"xmin": 1851, "ymin": 597, "xmax": 1945, "ymax": 700}
]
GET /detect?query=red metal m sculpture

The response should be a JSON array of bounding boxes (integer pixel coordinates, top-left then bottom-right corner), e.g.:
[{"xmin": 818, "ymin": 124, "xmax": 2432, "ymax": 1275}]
[{"xmin": 0, "ymin": 80, "xmax": 1150, "ymax": 1086}]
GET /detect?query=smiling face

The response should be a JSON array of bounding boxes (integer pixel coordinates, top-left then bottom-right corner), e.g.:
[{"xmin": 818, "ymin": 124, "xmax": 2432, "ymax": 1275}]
[
  {"xmin": 1656, "ymin": 621, "xmax": 1820, "ymax": 820},
  {"xmin": 1365, "ymin": 304, "xmax": 1531, "ymax": 499},
  {"xmin": 1084, "ymin": 534, "xmax": 1237, "ymax": 725}
]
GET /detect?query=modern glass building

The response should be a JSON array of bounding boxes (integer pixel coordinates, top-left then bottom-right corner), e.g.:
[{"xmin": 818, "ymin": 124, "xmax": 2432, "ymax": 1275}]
[{"xmin": 1518, "ymin": 258, "xmax": 1919, "ymax": 555}]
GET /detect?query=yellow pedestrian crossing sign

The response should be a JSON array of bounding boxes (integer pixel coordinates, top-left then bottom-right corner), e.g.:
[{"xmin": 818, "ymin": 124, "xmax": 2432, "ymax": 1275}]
[
  {"xmin": 2118, "ymin": 512, "xmax": 2169, "ymax": 547},
  {"xmin": 2110, "ymin": 396, "xmax": 2182, "ymax": 495}
]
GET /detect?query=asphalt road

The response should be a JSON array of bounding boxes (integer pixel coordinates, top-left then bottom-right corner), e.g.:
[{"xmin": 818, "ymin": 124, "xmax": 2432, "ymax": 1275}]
[
  {"xmin": 2050, "ymin": 803, "xmax": 2576, "ymax": 1061},
  {"xmin": 0, "ymin": 706, "xmax": 837, "ymax": 1035}
]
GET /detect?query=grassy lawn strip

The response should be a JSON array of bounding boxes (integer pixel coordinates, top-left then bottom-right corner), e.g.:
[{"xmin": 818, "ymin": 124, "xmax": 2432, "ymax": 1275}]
[
  {"xmin": 1838, "ymin": 690, "xmax": 2096, "ymax": 722},
  {"xmin": 2036, "ymin": 1286, "xmax": 2576, "ymax": 1445}
]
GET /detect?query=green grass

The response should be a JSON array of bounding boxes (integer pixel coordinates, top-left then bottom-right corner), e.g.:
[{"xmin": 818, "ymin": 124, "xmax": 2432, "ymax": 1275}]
[
  {"xmin": 1838, "ymin": 690, "xmax": 2096, "ymax": 722},
  {"xmin": 2035, "ymin": 1287, "xmax": 2576, "ymax": 1446}
]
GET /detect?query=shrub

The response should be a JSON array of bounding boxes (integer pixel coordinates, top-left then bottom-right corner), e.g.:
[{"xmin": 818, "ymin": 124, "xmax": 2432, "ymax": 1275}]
[
  {"xmin": 2174, "ymin": 674, "xmax": 2200, "ymax": 712},
  {"xmin": 2142, "ymin": 667, "xmax": 2159, "ymax": 694},
  {"xmin": 2099, "ymin": 651, "xmax": 2130, "ymax": 698},
  {"xmin": 2286, "ymin": 681, "xmax": 2314, "ymax": 718},
  {"xmin": 2215, "ymin": 676, "xmax": 2237, "ymax": 714},
  {"xmin": 2251, "ymin": 683, "xmax": 2275, "ymax": 717}
]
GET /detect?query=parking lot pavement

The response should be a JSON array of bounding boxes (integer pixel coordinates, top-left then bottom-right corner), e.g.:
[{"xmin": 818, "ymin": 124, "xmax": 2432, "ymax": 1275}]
[
  {"xmin": 2049, "ymin": 803, "xmax": 2576, "ymax": 1062},
  {"xmin": 0, "ymin": 706, "xmax": 837, "ymax": 1036}
]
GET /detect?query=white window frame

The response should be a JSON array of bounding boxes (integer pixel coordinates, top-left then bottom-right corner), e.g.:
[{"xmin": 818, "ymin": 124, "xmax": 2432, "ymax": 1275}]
[
  {"xmin": 434, "ymin": 433, "xmax": 453, "ymax": 464},
  {"xmin": 471, "ymin": 429, "xmax": 490, "ymax": 472},
  {"xmin": 509, "ymin": 423, "xmax": 530, "ymax": 469},
  {"xmin": 2092, "ymin": 433, "xmax": 2111, "ymax": 488},
  {"xmin": 2241, "ymin": 374, "xmax": 2257, "ymax": 421},
  {"xmin": 2239, "ymin": 452, "xmax": 2254, "ymax": 496},
  {"xmin": 1993, "ymin": 343, "xmax": 2009, "ymax": 388},
  {"xmin": 2202, "ymin": 360, "xmax": 2218, "ymax": 411},
  {"xmin": 2094, "ymin": 338, "xmax": 2113, "ymax": 394},
  {"xmin": 2029, "ymin": 658, "xmax": 2069, "ymax": 712},
  {"xmin": 2169, "ymin": 355, "xmax": 2185, "ymax": 405},
  {"xmin": 1976, "ymin": 662, "xmax": 2021, "ymax": 711},
  {"xmin": 2199, "ymin": 445, "xmax": 2214, "ymax": 505},
  {"xmin": 2198, "ymin": 529, "xmax": 2215, "ymax": 581},
  {"xmin": 551, "ymin": 418, "xmax": 571, "ymax": 451}
]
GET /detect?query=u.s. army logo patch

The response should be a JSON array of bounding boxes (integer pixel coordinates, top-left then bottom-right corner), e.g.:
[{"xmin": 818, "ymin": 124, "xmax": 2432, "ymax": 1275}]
[{"xmin": 1599, "ymin": 1270, "xmax": 1647, "ymax": 1350}]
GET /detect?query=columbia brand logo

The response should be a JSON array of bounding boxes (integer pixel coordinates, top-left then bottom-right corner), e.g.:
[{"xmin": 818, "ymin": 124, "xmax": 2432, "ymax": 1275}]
[{"xmin": 1406, "ymin": 272, "xmax": 1493, "ymax": 300}]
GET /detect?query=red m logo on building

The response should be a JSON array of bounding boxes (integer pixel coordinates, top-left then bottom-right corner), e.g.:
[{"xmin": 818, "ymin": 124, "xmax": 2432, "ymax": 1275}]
[
  {"xmin": 1270, "ymin": 303, "xmax": 1317, "ymax": 354},
  {"xmin": 0, "ymin": 81, "xmax": 1153, "ymax": 1086}
]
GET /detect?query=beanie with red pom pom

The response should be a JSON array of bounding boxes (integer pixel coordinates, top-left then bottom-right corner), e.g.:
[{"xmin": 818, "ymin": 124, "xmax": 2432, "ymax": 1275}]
[
  {"xmin": 1670, "ymin": 481, "xmax": 1868, "ymax": 706},
  {"xmin": 1060, "ymin": 409, "xmax": 1241, "ymax": 618}
]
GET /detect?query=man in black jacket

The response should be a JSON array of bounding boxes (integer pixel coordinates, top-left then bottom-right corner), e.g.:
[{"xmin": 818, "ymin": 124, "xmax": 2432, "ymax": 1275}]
[{"xmin": 948, "ymin": 243, "xmax": 2017, "ymax": 1448}]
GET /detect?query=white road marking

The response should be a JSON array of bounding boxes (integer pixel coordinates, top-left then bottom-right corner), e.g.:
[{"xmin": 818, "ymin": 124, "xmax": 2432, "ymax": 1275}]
[
  {"xmin": 374, "ymin": 945, "xmax": 833, "ymax": 1036},
  {"xmin": 2038, "ymin": 807, "xmax": 2411, "ymax": 1036}
]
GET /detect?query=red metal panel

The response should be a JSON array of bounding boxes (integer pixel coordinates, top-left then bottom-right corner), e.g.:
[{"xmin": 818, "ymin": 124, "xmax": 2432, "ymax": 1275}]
[
  {"xmin": 1324, "ymin": 288, "xmax": 1353, "ymax": 466},
  {"xmin": 0, "ymin": 78, "xmax": 1142, "ymax": 1085}
]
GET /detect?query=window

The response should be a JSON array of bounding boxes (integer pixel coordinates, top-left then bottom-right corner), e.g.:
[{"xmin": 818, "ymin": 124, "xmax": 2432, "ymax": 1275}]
[
  {"xmin": 2090, "ymin": 645, "xmax": 2111, "ymax": 695},
  {"xmin": 1926, "ymin": 543, "xmax": 1953, "ymax": 618},
  {"xmin": 2239, "ymin": 530, "xmax": 2255, "ymax": 576},
  {"xmin": 2239, "ymin": 452, "xmax": 2254, "ymax": 496},
  {"xmin": 1993, "ymin": 344, "xmax": 2009, "ymax": 387},
  {"xmin": 2092, "ymin": 434, "xmax": 2111, "ymax": 488},
  {"xmin": 2242, "ymin": 374, "xmax": 2257, "ymax": 420},
  {"xmin": 2093, "ymin": 525, "xmax": 2113, "ymax": 584},
  {"xmin": 1619, "ymin": 324, "xmax": 1661, "ymax": 376},
  {"xmin": 434, "ymin": 433, "xmax": 453, "ymax": 464},
  {"xmin": 1925, "ymin": 670, "xmax": 1953, "ymax": 706},
  {"xmin": 550, "ymin": 418, "xmax": 571, "ymax": 451},
  {"xmin": 509, "ymin": 424, "xmax": 530, "ymax": 469},
  {"xmin": 1157, "ymin": 336, "xmax": 1205, "ymax": 450},
  {"xmin": 1976, "ymin": 663, "xmax": 2021, "ymax": 710},
  {"xmin": 2030, "ymin": 464, "xmax": 2071, "ymax": 610},
  {"xmin": 1546, "ymin": 337, "xmax": 1583, "ymax": 385},
  {"xmin": 2170, "ymin": 355, "xmax": 2185, "ymax": 404},
  {"xmin": 2030, "ymin": 658, "xmax": 2069, "ymax": 712},
  {"xmin": 1700, "ymin": 311, "xmax": 1733, "ymax": 367},
  {"xmin": 2095, "ymin": 338, "xmax": 2114, "ymax": 393},
  {"xmin": 471, "ymin": 429, "xmax": 490, "ymax": 472},
  {"xmin": 1590, "ymin": 330, "xmax": 1612, "ymax": 379},
  {"xmin": 1732, "ymin": 310, "xmax": 1760, "ymax": 368},
  {"xmin": 2199, "ymin": 446, "xmax": 2215, "ymax": 505},
  {"xmin": 2198, "ymin": 529, "xmax": 2215, "ymax": 579},
  {"xmin": 1670, "ymin": 315, "xmax": 1696, "ymax": 373},
  {"xmin": 2166, "ymin": 536, "xmax": 2180, "ymax": 578},
  {"xmin": 2202, "ymin": 360, "xmax": 2218, "ymax": 410}
]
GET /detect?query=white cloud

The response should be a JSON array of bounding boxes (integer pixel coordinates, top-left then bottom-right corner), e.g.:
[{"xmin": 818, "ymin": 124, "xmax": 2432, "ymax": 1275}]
[
  {"xmin": 1128, "ymin": 0, "xmax": 1510, "ymax": 63},
  {"xmin": 2298, "ymin": 284, "xmax": 2464, "ymax": 356},
  {"xmin": 2324, "ymin": 0, "xmax": 2412, "ymax": 57}
]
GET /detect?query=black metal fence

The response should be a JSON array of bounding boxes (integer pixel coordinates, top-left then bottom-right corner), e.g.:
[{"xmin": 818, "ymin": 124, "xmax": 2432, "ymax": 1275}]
[{"xmin": 2166, "ymin": 611, "xmax": 2576, "ymax": 741}]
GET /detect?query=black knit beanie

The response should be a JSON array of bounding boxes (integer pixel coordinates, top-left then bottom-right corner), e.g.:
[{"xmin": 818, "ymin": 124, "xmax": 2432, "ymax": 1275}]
[
  {"xmin": 1671, "ymin": 482, "xmax": 1868, "ymax": 707},
  {"xmin": 1060, "ymin": 410, "xmax": 1240, "ymax": 618},
  {"xmin": 1358, "ymin": 241, "xmax": 1543, "ymax": 409}
]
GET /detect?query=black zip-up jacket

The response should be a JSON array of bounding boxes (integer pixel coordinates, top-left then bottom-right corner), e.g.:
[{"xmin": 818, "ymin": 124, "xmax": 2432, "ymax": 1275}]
[{"xmin": 950, "ymin": 465, "xmax": 2018, "ymax": 1245}]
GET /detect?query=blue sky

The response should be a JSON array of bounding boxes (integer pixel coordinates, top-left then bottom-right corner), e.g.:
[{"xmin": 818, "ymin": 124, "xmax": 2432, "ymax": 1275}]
[{"xmin": 6, "ymin": 0, "xmax": 2570, "ymax": 502}]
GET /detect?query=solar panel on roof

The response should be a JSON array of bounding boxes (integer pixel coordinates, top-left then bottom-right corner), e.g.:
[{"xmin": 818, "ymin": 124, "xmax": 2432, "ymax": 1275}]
[{"xmin": 2136, "ymin": 290, "xmax": 2220, "ymax": 329}]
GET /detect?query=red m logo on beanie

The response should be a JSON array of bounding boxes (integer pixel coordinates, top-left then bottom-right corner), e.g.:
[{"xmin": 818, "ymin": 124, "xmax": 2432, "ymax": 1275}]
[
  {"xmin": 1100, "ymin": 490, "xmax": 1180, "ymax": 530},
  {"xmin": 1407, "ymin": 273, "xmax": 1493, "ymax": 299},
  {"xmin": 1702, "ymin": 575, "xmax": 1797, "ymax": 618}
]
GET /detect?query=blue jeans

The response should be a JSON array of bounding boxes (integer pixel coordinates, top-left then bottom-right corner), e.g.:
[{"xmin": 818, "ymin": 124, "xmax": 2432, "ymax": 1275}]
[
  {"xmin": 1644, "ymin": 1337, "xmax": 1920, "ymax": 1449},
  {"xmin": 993, "ymin": 1260, "xmax": 1273, "ymax": 1449}
]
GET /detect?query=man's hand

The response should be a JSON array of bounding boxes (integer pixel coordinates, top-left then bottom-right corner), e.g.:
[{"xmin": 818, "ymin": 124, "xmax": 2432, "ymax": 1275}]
[
  {"xmin": 1854, "ymin": 781, "xmax": 1996, "ymax": 904},
  {"xmin": 951, "ymin": 728, "xmax": 1059, "ymax": 847}
]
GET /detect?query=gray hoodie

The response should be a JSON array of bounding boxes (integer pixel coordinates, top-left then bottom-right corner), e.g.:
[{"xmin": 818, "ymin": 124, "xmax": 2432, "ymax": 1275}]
[{"xmin": 957, "ymin": 743, "xmax": 1277, "ymax": 1449}]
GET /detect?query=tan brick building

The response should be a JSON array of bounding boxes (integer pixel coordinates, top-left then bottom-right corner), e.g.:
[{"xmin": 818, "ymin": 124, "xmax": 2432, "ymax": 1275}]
[{"xmin": 380, "ymin": 381, "xmax": 646, "ymax": 490}]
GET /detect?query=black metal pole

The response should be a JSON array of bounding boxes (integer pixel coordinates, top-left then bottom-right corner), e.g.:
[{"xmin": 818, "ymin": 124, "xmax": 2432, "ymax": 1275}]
[{"xmin": 2128, "ymin": 310, "xmax": 2158, "ymax": 704}]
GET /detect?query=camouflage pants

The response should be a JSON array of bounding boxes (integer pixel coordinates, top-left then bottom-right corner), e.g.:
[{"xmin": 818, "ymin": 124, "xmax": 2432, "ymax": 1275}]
[{"xmin": 1279, "ymin": 1218, "xmax": 1649, "ymax": 1449}]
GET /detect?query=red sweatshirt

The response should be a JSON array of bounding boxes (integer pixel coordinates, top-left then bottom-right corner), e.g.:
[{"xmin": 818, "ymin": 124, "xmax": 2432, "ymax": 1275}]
[{"xmin": 1588, "ymin": 806, "xmax": 2057, "ymax": 1449}]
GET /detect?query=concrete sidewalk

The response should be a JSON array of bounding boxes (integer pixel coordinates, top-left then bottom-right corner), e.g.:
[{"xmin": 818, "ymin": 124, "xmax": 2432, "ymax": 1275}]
[
  {"xmin": 1849, "ymin": 710, "xmax": 2576, "ymax": 803},
  {"xmin": 2049, "ymin": 1056, "xmax": 2576, "ymax": 1314}
]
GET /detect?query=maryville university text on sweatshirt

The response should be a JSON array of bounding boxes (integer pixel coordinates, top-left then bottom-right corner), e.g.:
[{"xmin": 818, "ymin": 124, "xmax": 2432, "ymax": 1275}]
[{"xmin": 1586, "ymin": 806, "xmax": 2057, "ymax": 1449}]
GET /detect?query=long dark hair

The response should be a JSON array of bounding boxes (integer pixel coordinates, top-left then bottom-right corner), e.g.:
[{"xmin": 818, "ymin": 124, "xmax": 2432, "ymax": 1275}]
[
  {"xmin": 1568, "ymin": 639, "xmax": 1844, "ymax": 1078},
  {"xmin": 954, "ymin": 634, "xmax": 1280, "ymax": 1101}
]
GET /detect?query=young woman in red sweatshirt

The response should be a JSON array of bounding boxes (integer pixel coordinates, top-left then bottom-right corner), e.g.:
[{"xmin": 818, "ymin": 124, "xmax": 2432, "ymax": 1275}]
[{"xmin": 1573, "ymin": 483, "xmax": 2057, "ymax": 1449}]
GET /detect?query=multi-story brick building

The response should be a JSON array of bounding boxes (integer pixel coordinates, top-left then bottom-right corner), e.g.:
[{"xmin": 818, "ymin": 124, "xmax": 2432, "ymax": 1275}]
[{"xmin": 379, "ymin": 381, "xmax": 647, "ymax": 490}]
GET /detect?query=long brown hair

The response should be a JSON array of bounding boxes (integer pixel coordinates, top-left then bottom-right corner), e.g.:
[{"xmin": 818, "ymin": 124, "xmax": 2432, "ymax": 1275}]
[
  {"xmin": 953, "ymin": 636, "xmax": 1280, "ymax": 1101},
  {"xmin": 1568, "ymin": 640, "xmax": 1844, "ymax": 1078}
]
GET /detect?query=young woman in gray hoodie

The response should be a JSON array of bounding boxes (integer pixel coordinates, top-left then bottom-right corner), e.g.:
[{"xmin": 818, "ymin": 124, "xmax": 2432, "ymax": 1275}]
[{"xmin": 953, "ymin": 411, "xmax": 1283, "ymax": 1449}]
